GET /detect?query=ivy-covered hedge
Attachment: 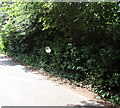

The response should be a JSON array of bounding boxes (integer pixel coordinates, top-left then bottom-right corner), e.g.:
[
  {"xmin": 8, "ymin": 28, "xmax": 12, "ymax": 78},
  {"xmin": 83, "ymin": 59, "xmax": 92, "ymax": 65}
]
[{"xmin": 0, "ymin": 2, "xmax": 120, "ymax": 104}]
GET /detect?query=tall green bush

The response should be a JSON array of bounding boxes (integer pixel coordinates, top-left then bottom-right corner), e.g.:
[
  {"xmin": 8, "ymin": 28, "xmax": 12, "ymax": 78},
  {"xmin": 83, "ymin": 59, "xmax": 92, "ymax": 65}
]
[{"xmin": 1, "ymin": 1, "xmax": 120, "ymax": 104}]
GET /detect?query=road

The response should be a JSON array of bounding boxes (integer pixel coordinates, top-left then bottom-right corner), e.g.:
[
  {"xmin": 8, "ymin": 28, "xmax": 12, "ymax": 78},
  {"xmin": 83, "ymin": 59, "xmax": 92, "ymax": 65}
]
[{"xmin": 0, "ymin": 54, "xmax": 103, "ymax": 106}]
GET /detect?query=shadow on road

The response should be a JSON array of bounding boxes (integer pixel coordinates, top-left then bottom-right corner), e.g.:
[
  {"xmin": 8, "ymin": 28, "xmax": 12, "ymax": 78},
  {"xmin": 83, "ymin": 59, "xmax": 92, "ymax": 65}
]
[
  {"xmin": 0, "ymin": 59, "xmax": 20, "ymax": 66},
  {"xmin": 0, "ymin": 55, "xmax": 19, "ymax": 66},
  {"xmin": 67, "ymin": 100, "xmax": 116, "ymax": 108},
  {"xmin": 0, "ymin": 54, "xmax": 32, "ymax": 73}
]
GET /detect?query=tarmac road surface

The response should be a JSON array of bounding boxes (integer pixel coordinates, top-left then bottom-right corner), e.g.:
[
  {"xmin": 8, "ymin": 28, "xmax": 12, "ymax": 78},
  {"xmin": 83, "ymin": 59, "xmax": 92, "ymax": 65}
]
[{"xmin": 0, "ymin": 54, "xmax": 103, "ymax": 106}]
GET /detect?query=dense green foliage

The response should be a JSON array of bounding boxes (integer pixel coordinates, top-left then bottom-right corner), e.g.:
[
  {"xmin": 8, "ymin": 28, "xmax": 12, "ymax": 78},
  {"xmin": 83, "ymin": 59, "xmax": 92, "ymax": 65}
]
[{"xmin": 0, "ymin": 1, "xmax": 120, "ymax": 104}]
